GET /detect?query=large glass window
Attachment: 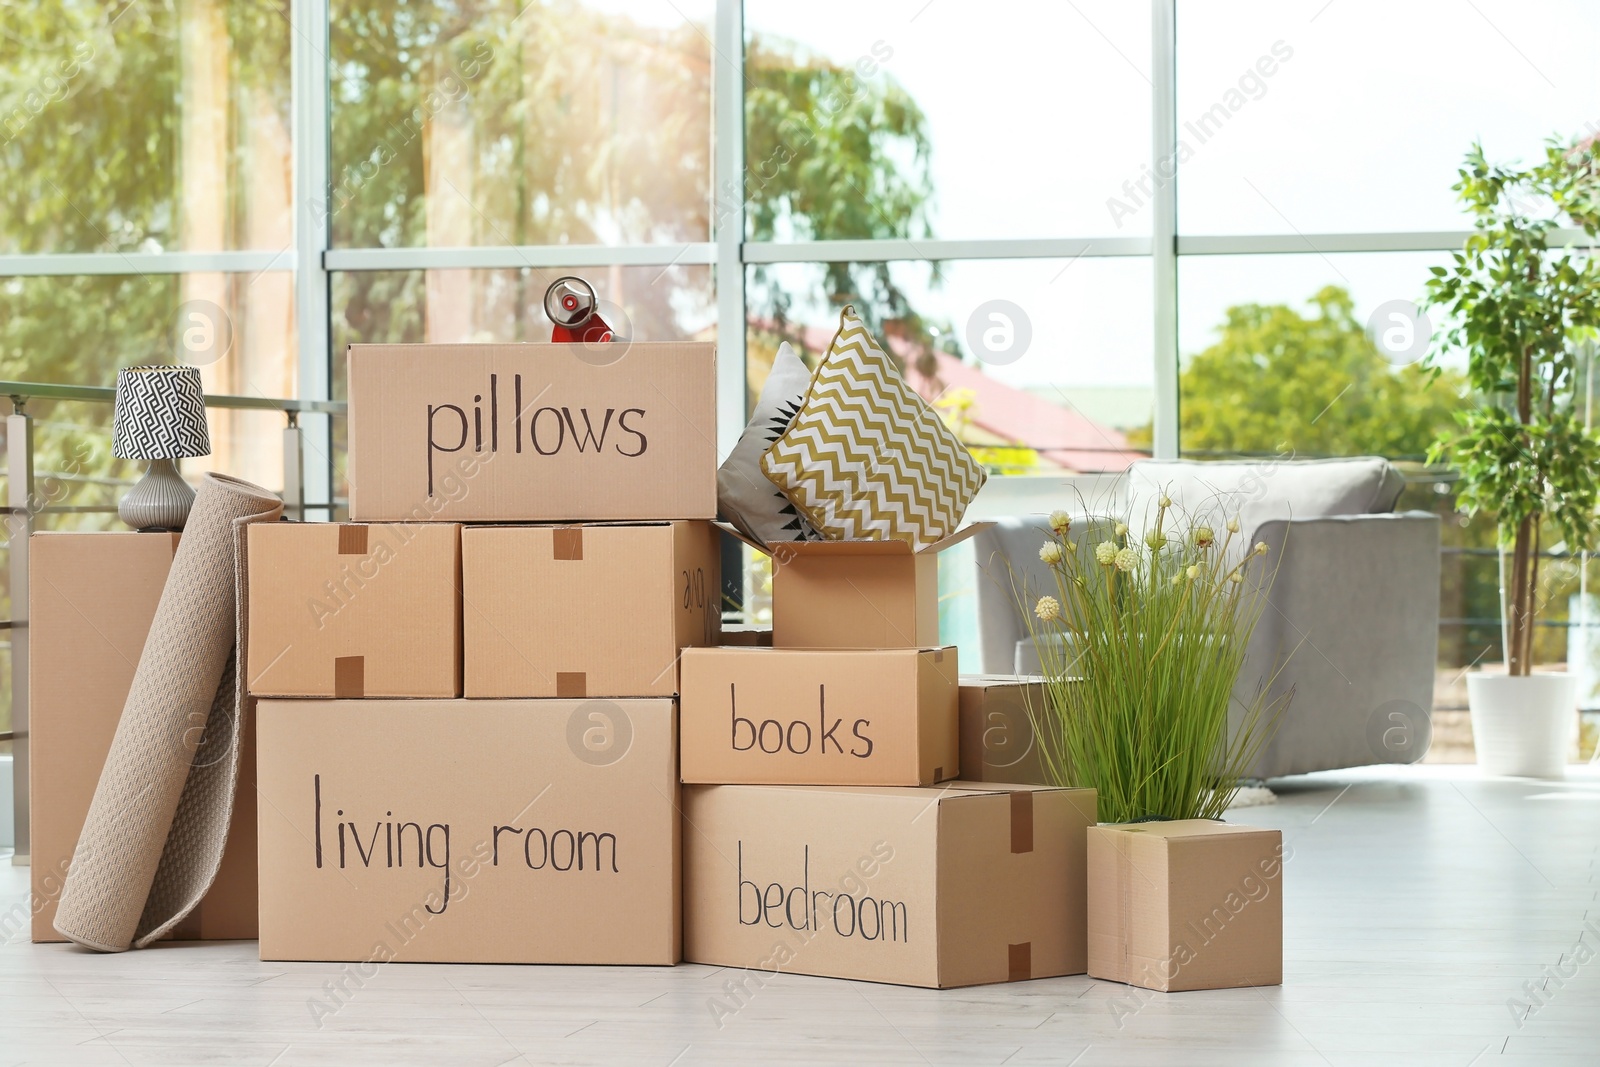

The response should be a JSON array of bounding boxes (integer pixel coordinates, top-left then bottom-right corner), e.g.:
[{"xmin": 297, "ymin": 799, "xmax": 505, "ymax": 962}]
[{"xmin": 5, "ymin": 1, "xmax": 1599, "ymax": 763}]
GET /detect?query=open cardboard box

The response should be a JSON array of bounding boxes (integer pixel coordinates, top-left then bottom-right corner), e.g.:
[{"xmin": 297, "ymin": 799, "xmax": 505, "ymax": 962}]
[{"xmin": 717, "ymin": 522, "xmax": 991, "ymax": 649}]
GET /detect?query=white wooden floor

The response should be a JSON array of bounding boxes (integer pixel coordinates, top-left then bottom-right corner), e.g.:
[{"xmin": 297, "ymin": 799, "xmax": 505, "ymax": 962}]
[{"xmin": 3, "ymin": 765, "xmax": 1598, "ymax": 1066}]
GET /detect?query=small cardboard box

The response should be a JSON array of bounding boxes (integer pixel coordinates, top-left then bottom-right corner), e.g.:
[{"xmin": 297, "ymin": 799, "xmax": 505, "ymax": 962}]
[
  {"xmin": 256, "ymin": 698, "xmax": 680, "ymax": 964},
  {"xmin": 347, "ymin": 342, "xmax": 716, "ymax": 522},
  {"xmin": 246, "ymin": 522, "xmax": 462, "ymax": 698},
  {"xmin": 958, "ymin": 675, "xmax": 1061, "ymax": 786},
  {"xmin": 683, "ymin": 781, "xmax": 1096, "ymax": 988},
  {"xmin": 461, "ymin": 521, "xmax": 720, "ymax": 698},
  {"xmin": 718, "ymin": 525, "xmax": 989, "ymax": 648},
  {"xmin": 1087, "ymin": 821, "xmax": 1284, "ymax": 992},
  {"xmin": 679, "ymin": 647, "xmax": 959, "ymax": 786},
  {"xmin": 28, "ymin": 532, "xmax": 257, "ymax": 942}
]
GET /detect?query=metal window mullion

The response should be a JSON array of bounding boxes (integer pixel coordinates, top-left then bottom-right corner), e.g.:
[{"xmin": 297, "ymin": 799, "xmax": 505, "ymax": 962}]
[
  {"xmin": 293, "ymin": 0, "xmax": 332, "ymax": 521},
  {"xmin": 324, "ymin": 244, "xmax": 719, "ymax": 272},
  {"xmin": 743, "ymin": 237, "xmax": 1151, "ymax": 264},
  {"xmin": 0, "ymin": 251, "xmax": 293, "ymax": 277},
  {"xmin": 714, "ymin": 0, "xmax": 746, "ymax": 461},
  {"xmin": 1151, "ymin": 0, "xmax": 1179, "ymax": 460}
]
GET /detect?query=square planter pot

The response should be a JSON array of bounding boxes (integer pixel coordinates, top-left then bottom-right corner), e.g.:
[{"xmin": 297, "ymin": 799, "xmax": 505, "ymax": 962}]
[{"xmin": 1087, "ymin": 820, "xmax": 1284, "ymax": 992}]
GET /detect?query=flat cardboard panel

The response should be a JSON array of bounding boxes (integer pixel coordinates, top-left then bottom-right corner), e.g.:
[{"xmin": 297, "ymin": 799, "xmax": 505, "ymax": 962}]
[
  {"xmin": 346, "ymin": 342, "xmax": 717, "ymax": 522},
  {"xmin": 678, "ymin": 647, "xmax": 959, "ymax": 786},
  {"xmin": 682, "ymin": 782, "xmax": 1094, "ymax": 988},
  {"xmin": 28, "ymin": 532, "xmax": 256, "ymax": 942},
  {"xmin": 461, "ymin": 522, "xmax": 719, "ymax": 698},
  {"xmin": 772, "ymin": 554, "xmax": 935, "ymax": 649},
  {"xmin": 246, "ymin": 522, "xmax": 462, "ymax": 698},
  {"xmin": 957, "ymin": 676, "xmax": 1060, "ymax": 786},
  {"xmin": 1087, "ymin": 821, "xmax": 1283, "ymax": 992},
  {"xmin": 256, "ymin": 698, "xmax": 680, "ymax": 964}
]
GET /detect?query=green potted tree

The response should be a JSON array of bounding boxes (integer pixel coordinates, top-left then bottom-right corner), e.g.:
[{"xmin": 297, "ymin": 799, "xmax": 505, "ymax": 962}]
[{"xmin": 1424, "ymin": 138, "xmax": 1600, "ymax": 778}]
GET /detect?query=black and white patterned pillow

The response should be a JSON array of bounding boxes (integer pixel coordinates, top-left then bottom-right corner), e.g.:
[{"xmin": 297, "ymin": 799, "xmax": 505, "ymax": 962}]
[{"xmin": 717, "ymin": 343, "xmax": 823, "ymax": 545}]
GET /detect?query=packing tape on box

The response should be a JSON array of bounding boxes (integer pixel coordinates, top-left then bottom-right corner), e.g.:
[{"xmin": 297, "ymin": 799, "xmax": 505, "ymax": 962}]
[
  {"xmin": 337, "ymin": 524, "xmax": 369, "ymax": 554},
  {"xmin": 1008, "ymin": 941, "xmax": 1032, "ymax": 981},
  {"xmin": 553, "ymin": 527, "xmax": 583, "ymax": 560},
  {"xmin": 54, "ymin": 473, "xmax": 282, "ymax": 952},
  {"xmin": 1010, "ymin": 790, "xmax": 1034, "ymax": 854},
  {"xmin": 556, "ymin": 672, "xmax": 587, "ymax": 698},
  {"xmin": 334, "ymin": 656, "xmax": 365, "ymax": 698}
]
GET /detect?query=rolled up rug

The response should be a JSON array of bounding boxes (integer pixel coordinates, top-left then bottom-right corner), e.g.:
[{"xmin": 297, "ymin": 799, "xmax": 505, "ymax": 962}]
[{"xmin": 55, "ymin": 472, "xmax": 282, "ymax": 951}]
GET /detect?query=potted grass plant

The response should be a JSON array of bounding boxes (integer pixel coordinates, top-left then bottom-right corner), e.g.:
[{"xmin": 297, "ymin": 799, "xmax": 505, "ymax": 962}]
[
  {"xmin": 1422, "ymin": 138, "xmax": 1600, "ymax": 778},
  {"xmin": 1018, "ymin": 502, "xmax": 1290, "ymax": 823}
]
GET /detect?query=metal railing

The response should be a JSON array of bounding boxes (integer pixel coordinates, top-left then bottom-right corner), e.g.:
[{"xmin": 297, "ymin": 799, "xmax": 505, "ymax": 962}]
[{"xmin": 1, "ymin": 380, "xmax": 347, "ymax": 865}]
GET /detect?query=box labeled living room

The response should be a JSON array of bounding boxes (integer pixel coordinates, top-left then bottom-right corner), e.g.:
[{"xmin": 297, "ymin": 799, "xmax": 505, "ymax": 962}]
[{"xmin": 11, "ymin": 30, "xmax": 1600, "ymax": 1060}]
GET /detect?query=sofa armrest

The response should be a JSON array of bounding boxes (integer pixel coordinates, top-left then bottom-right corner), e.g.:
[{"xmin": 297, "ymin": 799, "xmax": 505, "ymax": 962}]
[
  {"xmin": 972, "ymin": 514, "xmax": 1119, "ymax": 674},
  {"xmin": 1243, "ymin": 511, "xmax": 1442, "ymax": 777}
]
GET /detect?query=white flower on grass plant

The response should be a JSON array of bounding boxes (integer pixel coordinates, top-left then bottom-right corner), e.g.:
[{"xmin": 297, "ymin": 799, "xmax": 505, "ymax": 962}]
[
  {"xmin": 1010, "ymin": 497, "xmax": 1291, "ymax": 825},
  {"xmin": 1048, "ymin": 510, "xmax": 1073, "ymax": 535}
]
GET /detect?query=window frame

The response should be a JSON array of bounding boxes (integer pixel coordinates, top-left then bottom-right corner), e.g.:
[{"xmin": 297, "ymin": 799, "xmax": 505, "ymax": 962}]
[{"xmin": 8, "ymin": 0, "xmax": 1591, "ymax": 498}]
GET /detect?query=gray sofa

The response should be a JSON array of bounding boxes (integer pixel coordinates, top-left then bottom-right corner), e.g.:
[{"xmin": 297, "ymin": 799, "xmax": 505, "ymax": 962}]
[{"xmin": 972, "ymin": 458, "xmax": 1441, "ymax": 779}]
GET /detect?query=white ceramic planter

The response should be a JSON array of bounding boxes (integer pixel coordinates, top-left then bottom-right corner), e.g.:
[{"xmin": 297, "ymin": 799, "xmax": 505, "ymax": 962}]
[{"xmin": 1466, "ymin": 672, "xmax": 1577, "ymax": 779}]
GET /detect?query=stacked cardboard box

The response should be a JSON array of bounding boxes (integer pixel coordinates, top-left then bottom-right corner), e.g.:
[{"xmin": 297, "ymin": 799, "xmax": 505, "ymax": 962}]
[
  {"xmin": 28, "ymin": 532, "xmax": 259, "ymax": 943},
  {"xmin": 238, "ymin": 334, "xmax": 1277, "ymax": 992},
  {"xmin": 680, "ymin": 530, "xmax": 1098, "ymax": 988},
  {"xmin": 249, "ymin": 341, "xmax": 719, "ymax": 965}
]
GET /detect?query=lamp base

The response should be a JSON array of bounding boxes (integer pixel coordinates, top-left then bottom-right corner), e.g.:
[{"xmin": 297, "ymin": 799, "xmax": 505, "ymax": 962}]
[{"xmin": 119, "ymin": 457, "xmax": 196, "ymax": 531}]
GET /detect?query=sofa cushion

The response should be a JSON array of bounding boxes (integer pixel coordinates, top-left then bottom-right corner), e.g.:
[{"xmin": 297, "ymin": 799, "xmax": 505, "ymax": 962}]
[{"xmin": 1125, "ymin": 457, "xmax": 1405, "ymax": 542}]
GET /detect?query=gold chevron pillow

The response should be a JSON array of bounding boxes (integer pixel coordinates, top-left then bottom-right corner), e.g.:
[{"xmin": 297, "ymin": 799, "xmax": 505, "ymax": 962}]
[{"xmin": 761, "ymin": 305, "xmax": 988, "ymax": 548}]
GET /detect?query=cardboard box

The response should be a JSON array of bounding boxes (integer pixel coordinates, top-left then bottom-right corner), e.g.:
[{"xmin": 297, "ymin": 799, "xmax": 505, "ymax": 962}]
[
  {"xmin": 679, "ymin": 647, "xmax": 959, "ymax": 786},
  {"xmin": 1087, "ymin": 821, "xmax": 1284, "ymax": 992},
  {"xmin": 256, "ymin": 698, "xmax": 680, "ymax": 964},
  {"xmin": 683, "ymin": 782, "xmax": 1096, "ymax": 988},
  {"xmin": 718, "ymin": 525, "xmax": 988, "ymax": 648},
  {"xmin": 246, "ymin": 522, "xmax": 462, "ymax": 698},
  {"xmin": 346, "ymin": 342, "xmax": 717, "ymax": 522},
  {"xmin": 958, "ymin": 675, "xmax": 1062, "ymax": 786},
  {"xmin": 461, "ymin": 521, "xmax": 720, "ymax": 698},
  {"xmin": 27, "ymin": 532, "xmax": 257, "ymax": 942}
]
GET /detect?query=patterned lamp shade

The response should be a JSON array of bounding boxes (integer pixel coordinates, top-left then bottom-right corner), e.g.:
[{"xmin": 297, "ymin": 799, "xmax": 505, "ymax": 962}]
[{"xmin": 111, "ymin": 365, "xmax": 212, "ymax": 460}]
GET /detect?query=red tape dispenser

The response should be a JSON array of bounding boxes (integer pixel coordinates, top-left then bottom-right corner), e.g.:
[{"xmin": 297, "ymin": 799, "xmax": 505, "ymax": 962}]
[{"xmin": 543, "ymin": 275, "xmax": 614, "ymax": 343}]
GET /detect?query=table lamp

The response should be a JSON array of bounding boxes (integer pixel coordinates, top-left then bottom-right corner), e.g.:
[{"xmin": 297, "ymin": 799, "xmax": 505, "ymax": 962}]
[{"xmin": 111, "ymin": 364, "xmax": 212, "ymax": 530}]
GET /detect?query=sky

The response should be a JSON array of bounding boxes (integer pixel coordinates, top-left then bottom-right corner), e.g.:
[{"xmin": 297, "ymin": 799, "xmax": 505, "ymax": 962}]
[{"xmin": 739, "ymin": 0, "xmax": 1600, "ymax": 393}]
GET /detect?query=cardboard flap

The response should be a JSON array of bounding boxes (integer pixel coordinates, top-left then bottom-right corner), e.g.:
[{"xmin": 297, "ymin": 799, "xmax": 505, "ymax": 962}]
[
  {"xmin": 1100, "ymin": 819, "xmax": 1275, "ymax": 841},
  {"xmin": 714, "ymin": 521, "xmax": 994, "ymax": 558}
]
